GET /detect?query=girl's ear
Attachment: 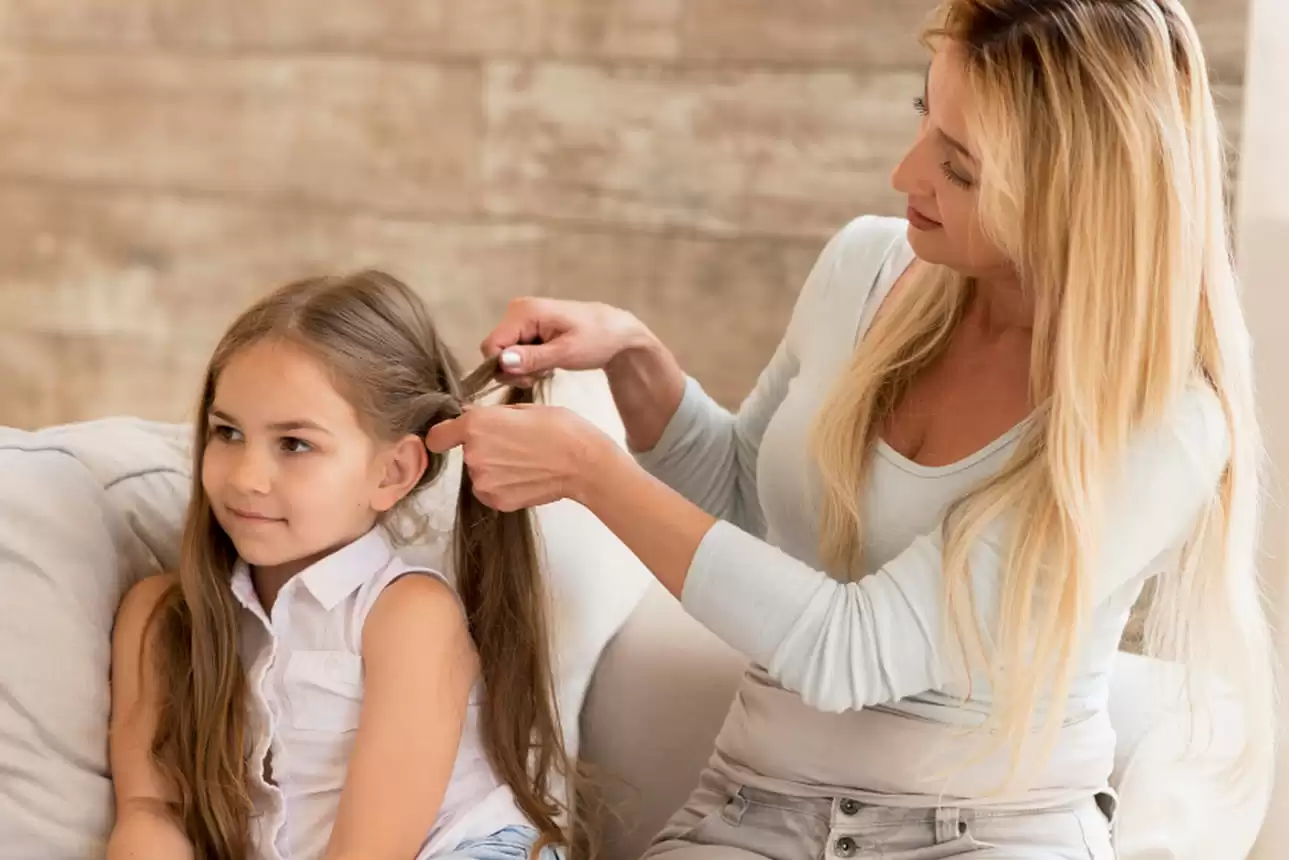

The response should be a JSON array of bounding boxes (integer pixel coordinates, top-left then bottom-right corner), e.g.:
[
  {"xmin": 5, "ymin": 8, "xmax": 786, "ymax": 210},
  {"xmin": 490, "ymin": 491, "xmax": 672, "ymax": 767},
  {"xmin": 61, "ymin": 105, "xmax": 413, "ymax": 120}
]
[{"xmin": 371, "ymin": 434, "xmax": 429, "ymax": 512}]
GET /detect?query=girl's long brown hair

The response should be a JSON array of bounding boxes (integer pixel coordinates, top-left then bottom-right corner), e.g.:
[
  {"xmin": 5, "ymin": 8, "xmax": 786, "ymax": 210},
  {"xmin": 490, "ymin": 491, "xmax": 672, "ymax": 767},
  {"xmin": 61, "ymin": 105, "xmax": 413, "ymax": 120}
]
[{"xmin": 145, "ymin": 271, "xmax": 580, "ymax": 859}]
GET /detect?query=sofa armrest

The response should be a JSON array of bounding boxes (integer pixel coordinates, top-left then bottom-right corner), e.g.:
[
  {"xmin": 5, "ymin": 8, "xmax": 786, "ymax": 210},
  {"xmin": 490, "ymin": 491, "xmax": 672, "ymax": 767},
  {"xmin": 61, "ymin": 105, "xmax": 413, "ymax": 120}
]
[
  {"xmin": 579, "ymin": 583, "xmax": 746, "ymax": 860},
  {"xmin": 1108, "ymin": 652, "xmax": 1271, "ymax": 860}
]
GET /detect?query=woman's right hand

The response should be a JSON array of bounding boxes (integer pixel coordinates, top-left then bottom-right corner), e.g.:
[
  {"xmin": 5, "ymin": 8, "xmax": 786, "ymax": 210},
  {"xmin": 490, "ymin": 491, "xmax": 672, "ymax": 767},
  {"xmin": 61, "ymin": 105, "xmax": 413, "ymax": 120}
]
[{"xmin": 480, "ymin": 298, "xmax": 653, "ymax": 383}]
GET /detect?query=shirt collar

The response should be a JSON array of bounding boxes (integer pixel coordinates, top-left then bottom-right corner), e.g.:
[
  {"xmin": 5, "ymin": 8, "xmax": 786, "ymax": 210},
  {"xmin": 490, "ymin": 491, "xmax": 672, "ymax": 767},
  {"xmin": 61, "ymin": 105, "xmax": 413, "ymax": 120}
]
[{"xmin": 229, "ymin": 526, "xmax": 394, "ymax": 613}]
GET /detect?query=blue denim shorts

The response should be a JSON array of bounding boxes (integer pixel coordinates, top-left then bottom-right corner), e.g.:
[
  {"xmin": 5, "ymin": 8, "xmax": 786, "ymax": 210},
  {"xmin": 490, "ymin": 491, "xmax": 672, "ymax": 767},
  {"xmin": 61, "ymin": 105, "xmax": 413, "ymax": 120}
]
[{"xmin": 435, "ymin": 825, "xmax": 565, "ymax": 860}]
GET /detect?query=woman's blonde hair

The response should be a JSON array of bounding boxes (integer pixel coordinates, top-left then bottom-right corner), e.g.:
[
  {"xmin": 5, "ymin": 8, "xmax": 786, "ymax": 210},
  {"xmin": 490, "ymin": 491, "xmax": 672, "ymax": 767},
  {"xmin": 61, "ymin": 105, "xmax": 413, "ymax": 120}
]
[{"xmin": 810, "ymin": 0, "xmax": 1274, "ymax": 791}]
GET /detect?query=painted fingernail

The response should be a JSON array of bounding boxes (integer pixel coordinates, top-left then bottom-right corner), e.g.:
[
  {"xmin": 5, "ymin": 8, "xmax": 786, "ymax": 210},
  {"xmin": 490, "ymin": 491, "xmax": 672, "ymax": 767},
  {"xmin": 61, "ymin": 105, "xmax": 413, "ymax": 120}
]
[{"xmin": 500, "ymin": 349, "xmax": 522, "ymax": 369}]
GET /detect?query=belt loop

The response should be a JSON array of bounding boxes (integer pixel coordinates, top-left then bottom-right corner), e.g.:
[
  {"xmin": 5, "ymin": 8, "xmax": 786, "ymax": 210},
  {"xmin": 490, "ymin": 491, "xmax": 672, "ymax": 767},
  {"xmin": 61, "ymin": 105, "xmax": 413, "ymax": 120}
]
[
  {"xmin": 721, "ymin": 790, "xmax": 749, "ymax": 826},
  {"xmin": 934, "ymin": 807, "xmax": 962, "ymax": 844}
]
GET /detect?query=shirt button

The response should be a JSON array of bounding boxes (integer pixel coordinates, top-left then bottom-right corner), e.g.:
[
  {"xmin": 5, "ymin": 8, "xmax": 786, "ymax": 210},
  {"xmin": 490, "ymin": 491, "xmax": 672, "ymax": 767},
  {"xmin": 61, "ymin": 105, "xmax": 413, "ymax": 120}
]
[
  {"xmin": 835, "ymin": 836, "xmax": 857, "ymax": 858},
  {"xmin": 840, "ymin": 798, "xmax": 861, "ymax": 816}
]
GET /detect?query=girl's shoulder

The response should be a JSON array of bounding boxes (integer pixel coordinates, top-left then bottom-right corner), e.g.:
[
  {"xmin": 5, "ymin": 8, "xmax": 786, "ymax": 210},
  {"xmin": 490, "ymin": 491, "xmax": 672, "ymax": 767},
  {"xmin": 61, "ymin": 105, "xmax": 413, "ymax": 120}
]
[
  {"xmin": 361, "ymin": 572, "xmax": 479, "ymax": 680},
  {"xmin": 363, "ymin": 572, "xmax": 464, "ymax": 645},
  {"xmin": 114, "ymin": 574, "xmax": 179, "ymax": 649}
]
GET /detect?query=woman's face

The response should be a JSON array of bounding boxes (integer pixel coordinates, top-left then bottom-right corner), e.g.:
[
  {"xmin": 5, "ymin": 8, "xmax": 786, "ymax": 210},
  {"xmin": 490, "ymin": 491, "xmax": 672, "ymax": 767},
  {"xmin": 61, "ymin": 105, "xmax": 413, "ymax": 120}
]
[{"xmin": 891, "ymin": 44, "xmax": 1013, "ymax": 280}]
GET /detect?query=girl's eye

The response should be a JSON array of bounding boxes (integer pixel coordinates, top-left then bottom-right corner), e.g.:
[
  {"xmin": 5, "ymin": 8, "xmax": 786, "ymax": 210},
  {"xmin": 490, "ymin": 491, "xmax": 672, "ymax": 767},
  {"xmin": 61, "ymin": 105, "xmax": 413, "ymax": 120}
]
[
  {"xmin": 280, "ymin": 437, "xmax": 312, "ymax": 454},
  {"xmin": 210, "ymin": 424, "xmax": 242, "ymax": 443},
  {"xmin": 913, "ymin": 96, "xmax": 929, "ymax": 117}
]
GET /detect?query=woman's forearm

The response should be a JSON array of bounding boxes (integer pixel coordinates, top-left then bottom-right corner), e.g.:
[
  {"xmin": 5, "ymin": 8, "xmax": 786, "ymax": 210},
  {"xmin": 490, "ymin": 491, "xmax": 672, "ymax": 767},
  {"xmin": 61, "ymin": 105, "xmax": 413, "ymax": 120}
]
[
  {"xmin": 576, "ymin": 438, "xmax": 716, "ymax": 598},
  {"xmin": 604, "ymin": 328, "xmax": 687, "ymax": 454},
  {"xmin": 107, "ymin": 799, "xmax": 195, "ymax": 860}
]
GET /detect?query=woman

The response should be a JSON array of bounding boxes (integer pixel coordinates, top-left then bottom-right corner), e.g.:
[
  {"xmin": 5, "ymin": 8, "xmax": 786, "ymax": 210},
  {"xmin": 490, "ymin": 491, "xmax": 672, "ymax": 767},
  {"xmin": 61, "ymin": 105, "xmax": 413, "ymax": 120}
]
[{"xmin": 427, "ymin": 0, "xmax": 1275, "ymax": 857}]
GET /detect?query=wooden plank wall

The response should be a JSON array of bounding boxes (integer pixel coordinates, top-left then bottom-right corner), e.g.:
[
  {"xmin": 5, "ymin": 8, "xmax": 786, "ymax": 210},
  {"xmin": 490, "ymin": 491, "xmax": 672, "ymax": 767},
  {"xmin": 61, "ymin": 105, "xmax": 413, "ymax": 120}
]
[{"xmin": 0, "ymin": 1, "xmax": 1248, "ymax": 427}]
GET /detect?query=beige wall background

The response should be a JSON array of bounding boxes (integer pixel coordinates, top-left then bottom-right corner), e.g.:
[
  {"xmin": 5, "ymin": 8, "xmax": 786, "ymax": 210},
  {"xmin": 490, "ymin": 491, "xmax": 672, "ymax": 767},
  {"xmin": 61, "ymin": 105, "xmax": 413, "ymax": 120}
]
[
  {"xmin": 1241, "ymin": 0, "xmax": 1289, "ymax": 852},
  {"xmin": 0, "ymin": 0, "xmax": 1250, "ymax": 429}
]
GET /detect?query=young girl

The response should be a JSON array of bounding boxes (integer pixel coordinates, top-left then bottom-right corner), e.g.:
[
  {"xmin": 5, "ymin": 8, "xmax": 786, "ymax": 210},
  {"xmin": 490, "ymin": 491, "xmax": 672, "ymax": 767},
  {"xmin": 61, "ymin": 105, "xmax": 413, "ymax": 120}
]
[{"xmin": 107, "ymin": 271, "xmax": 576, "ymax": 860}]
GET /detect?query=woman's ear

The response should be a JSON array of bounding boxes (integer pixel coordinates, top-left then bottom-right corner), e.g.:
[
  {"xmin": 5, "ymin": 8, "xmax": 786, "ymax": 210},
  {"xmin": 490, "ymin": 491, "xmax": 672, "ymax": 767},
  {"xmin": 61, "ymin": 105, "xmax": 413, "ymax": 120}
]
[{"xmin": 371, "ymin": 433, "xmax": 430, "ymax": 512}]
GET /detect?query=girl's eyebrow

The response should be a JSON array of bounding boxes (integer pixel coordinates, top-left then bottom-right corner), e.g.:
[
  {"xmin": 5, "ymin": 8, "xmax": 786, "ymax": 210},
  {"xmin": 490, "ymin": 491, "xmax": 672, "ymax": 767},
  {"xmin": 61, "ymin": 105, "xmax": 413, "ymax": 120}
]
[{"xmin": 209, "ymin": 408, "xmax": 333, "ymax": 436}]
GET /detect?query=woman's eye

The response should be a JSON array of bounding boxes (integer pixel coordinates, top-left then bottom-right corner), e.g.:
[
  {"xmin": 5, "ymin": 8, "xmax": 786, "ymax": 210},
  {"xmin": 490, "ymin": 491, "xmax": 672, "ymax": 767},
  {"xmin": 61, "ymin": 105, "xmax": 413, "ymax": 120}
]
[{"xmin": 940, "ymin": 161, "xmax": 975, "ymax": 190}]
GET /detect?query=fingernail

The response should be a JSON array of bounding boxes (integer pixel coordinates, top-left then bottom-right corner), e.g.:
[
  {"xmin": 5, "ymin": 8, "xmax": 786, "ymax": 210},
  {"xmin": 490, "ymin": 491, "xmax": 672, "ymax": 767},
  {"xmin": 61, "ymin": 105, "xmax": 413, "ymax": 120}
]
[{"xmin": 499, "ymin": 349, "xmax": 522, "ymax": 369}]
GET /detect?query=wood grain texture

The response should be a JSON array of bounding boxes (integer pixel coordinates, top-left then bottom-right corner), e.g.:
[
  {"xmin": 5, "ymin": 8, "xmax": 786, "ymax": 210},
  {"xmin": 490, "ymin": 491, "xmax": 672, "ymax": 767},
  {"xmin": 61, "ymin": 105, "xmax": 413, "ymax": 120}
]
[
  {"xmin": 0, "ymin": 0, "xmax": 1252, "ymax": 429},
  {"xmin": 0, "ymin": 185, "xmax": 823, "ymax": 423},
  {"xmin": 0, "ymin": 1, "xmax": 1242, "ymax": 76},
  {"xmin": 483, "ymin": 62, "xmax": 921, "ymax": 240},
  {"xmin": 0, "ymin": 51, "xmax": 482, "ymax": 214},
  {"xmin": 0, "ymin": 0, "xmax": 682, "ymax": 60},
  {"xmin": 539, "ymin": 228, "xmax": 820, "ymax": 406}
]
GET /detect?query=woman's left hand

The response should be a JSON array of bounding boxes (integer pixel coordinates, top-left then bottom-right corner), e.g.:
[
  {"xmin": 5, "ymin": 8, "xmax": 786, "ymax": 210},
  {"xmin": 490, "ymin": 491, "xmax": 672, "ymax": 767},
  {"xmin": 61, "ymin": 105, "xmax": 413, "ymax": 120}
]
[{"xmin": 424, "ymin": 404, "xmax": 616, "ymax": 512}]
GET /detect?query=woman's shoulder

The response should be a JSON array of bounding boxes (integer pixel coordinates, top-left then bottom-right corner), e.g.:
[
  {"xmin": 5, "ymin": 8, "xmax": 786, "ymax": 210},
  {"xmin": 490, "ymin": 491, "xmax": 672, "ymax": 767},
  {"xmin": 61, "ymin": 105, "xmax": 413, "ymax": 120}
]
[
  {"xmin": 787, "ymin": 215, "xmax": 912, "ymax": 346},
  {"xmin": 833, "ymin": 214, "xmax": 909, "ymax": 252},
  {"xmin": 809, "ymin": 215, "xmax": 908, "ymax": 299},
  {"xmin": 818, "ymin": 215, "xmax": 909, "ymax": 287},
  {"xmin": 1123, "ymin": 381, "xmax": 1231, "ymax": 492}
]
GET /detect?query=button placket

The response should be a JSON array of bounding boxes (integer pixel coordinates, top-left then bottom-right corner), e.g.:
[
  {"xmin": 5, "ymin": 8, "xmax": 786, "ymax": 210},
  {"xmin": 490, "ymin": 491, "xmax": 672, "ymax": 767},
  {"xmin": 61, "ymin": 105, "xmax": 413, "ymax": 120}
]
[
  {"xmin": 261, "ymin": 597, "xmax": 291, "ymax": 845},
  {"xmin": 829, "ymin": 797, "xmax": 874, "ymax": 858}
]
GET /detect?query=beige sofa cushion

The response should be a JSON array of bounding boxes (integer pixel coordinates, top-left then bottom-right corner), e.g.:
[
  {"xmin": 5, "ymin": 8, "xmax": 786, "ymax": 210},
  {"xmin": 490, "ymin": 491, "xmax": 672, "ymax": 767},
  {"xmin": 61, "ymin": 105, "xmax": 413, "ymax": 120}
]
[{"xmin": 0, "ymin": 445, "xmax": 144, "ymax": 857}]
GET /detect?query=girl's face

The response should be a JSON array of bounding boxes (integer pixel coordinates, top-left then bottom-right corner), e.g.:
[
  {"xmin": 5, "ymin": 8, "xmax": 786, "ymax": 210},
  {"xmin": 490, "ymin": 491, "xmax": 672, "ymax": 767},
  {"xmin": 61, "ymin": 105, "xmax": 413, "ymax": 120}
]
[{"xmin": 201, "ymin": 339, "xmax": 426, "ymax": 581}]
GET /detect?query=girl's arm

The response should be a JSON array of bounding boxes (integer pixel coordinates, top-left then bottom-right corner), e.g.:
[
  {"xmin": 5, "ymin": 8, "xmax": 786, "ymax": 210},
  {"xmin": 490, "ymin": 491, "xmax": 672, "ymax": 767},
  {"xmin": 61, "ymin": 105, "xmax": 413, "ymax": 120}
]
[
  {"xmin": 107, "ymin": 576, "xmax": 195, "ymax": 860},
  {"xmin": 323, "ymin": 574, "xmax": 477, "ymax": 860}
]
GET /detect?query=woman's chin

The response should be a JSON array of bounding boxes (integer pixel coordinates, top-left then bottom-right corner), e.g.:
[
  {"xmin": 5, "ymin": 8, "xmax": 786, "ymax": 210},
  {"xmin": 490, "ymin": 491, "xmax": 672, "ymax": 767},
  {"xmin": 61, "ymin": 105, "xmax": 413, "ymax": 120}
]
[{"xmin": 904, "ymin": 224, "xmax": 943, "ymax": 263}]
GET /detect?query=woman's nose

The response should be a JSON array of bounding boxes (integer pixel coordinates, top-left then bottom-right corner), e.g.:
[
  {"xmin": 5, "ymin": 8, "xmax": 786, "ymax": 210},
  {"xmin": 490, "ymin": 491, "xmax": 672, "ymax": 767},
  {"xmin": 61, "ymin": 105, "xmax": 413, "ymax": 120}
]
[{"xmin": 891, "ymin": 133, "xmax": 932, "ymax": 197}]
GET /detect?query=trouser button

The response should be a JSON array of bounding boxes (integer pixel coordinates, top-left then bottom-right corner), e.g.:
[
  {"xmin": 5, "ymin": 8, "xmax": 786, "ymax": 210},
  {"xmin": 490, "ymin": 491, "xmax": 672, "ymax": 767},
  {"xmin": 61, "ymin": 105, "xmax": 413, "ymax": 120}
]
[
  {"xmin": 839, "ymin": 798, "xmax": 861, "ymax": 816},
  {"xmin": 835, "ymin": 836, "xmax": 857, "ymax": 857}
]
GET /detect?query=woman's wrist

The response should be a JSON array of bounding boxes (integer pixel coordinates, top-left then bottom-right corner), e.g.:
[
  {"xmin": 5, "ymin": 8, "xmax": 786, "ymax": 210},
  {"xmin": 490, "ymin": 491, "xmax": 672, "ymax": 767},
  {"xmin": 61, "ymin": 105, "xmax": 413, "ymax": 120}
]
[
  {"xmin": 604, "ymin": 315, "xmax": 662, "ymax": 374},
  {"xmin": 563, "ymin": 423, "xmax": 715, "ymax": 598},
  {"xmin": 568, "ymin": 429, "xmax": 633, "ymax": 512},
  {"xmin": 603, "ymin": 323, "xmax": 686, "ymax": 453}
]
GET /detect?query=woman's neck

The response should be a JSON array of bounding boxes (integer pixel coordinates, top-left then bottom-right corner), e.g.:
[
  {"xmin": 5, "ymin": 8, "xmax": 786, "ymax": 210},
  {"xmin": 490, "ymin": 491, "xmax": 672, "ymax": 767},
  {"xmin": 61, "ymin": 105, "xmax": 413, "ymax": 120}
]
[{"xmin": 968, "ymin": 271, "xmax": 1033, "ymax": 335}]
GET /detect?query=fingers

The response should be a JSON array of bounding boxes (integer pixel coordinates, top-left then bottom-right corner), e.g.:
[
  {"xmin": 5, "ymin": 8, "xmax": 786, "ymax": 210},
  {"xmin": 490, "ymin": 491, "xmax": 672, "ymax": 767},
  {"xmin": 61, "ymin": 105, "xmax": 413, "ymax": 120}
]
[
  {"xmin": 424, "ymin": 405, "xmax": 525, "ymax": 455},
  {"xmin": 424, "ymin": 416, "xmax": 466, "ymax": 454},
  {"xmin": 480, "ymin": 298, "xmax": 549, "ymax": 359},
  {"xmin": 480, "ymin": 319, "xmax": 538, "ymax": 360},
  {"xmin": 495, "ymin": 343, "xmax": 565, "ymax": 377}
]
